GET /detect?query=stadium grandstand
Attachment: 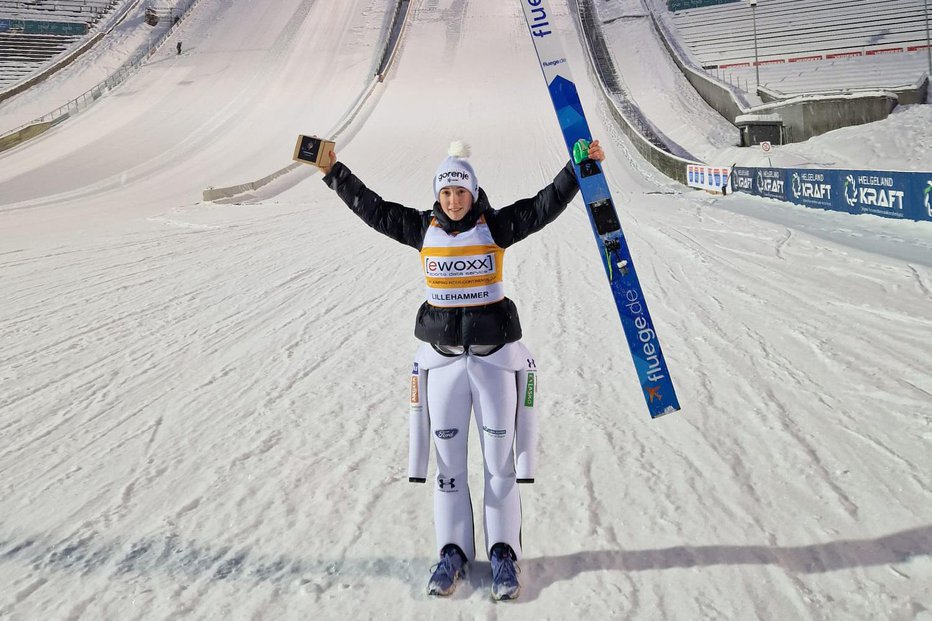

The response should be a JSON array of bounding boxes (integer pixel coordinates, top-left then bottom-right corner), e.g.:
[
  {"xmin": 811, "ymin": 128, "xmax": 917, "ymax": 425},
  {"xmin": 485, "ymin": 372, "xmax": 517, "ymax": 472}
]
[
  {"xmin": 664, "ymin": 0, "xmax": 931, "ymax": 97},
  {"xmin": 0, "ymin": 0, "xmax": 122, "ymax": 91}
]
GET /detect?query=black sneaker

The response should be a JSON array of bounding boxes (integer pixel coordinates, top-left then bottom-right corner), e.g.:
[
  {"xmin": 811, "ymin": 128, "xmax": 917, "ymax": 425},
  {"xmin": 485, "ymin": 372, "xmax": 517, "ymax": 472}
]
[
  {"xmin": 489, "ymin": 543, "xmax": 521, "ymax": 601},
  {"xmin": 427, "ymin": 544, "xmax": 467, "ymax": 596}
]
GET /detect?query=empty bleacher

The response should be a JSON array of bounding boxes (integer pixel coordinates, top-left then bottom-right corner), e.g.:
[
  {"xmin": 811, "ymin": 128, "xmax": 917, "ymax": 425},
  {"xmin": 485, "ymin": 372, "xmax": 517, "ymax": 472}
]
[
  {"xmin": 0, "ymin": 0, "xmax": 115, "ymax": 24},
  {"xmin": 0, "ymin": 32, "xmax": 81, "ymax": 80},
  {"xmin": 722, "ymin": 49, "xmax": 929, "ymax": 98},
  {"xmin": 0, "ymin": 0, "xmax": 120, "ymax": 92},
  {"xmin": 670, "ymin": 0, "xmax": 929, "ymax": 68},
  {"xmin": 665, "ymin": 0, "xmax": 930, "ymax": 97}
]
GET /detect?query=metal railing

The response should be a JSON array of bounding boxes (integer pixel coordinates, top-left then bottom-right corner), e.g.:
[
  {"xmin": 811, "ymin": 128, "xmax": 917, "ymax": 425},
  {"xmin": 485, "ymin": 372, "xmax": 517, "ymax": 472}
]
[{"xmin": 375, "ymin": 0, "xmax": 409, "ymax": 79}]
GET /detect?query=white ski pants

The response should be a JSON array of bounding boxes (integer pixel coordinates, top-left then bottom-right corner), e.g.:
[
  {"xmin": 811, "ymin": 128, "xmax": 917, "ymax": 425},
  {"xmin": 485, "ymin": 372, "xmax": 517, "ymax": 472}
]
[{"xmin": 409, "ymin": 342, "xmax": 539, "ymax": 562}]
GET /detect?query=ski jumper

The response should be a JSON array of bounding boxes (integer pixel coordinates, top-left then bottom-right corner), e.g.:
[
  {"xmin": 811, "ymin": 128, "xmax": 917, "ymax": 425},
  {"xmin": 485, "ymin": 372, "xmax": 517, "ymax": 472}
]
[{"xmin": 322, "ymin": 160, "xmax": 579, "ymax": 561}]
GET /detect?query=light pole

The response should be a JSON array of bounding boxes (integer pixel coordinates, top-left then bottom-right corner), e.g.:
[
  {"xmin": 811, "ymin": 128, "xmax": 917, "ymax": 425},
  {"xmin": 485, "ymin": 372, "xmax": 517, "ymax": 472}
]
[
  {"xmin": 925, "ymin": 0, "xmax": 931, "ymax": 85},
  {"xmin": 749, "ymin": 0, "xmax": 760, "ymax": 90}
]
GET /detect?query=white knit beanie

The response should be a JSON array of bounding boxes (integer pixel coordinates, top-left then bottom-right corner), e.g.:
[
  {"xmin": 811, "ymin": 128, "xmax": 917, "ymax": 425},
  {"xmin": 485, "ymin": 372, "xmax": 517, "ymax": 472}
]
[{"xmin": 433, "ymin": 141, "xmax": 478, "ymax": 202}]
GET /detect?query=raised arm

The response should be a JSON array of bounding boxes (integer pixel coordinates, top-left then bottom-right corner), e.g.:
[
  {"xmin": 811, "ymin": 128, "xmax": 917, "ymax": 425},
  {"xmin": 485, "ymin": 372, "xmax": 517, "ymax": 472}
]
[
  {"xmin": 492, "ymin": 140, "xmax": 605, "ymax": 247},
  {"xmin": 321, "ymin": 151, "xmax": 427, "ymax": 250}
]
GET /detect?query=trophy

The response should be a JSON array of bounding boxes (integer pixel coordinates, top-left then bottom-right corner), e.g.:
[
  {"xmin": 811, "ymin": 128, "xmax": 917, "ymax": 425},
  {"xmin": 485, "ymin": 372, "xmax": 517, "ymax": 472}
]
[{"xmin": 293, "ymin": 135, "xmax": 335, "ymax": 168}]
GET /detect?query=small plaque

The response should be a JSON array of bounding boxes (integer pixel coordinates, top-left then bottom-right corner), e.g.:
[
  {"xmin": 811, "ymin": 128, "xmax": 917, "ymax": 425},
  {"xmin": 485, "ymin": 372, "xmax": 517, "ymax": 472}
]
[{"xmin": 293, "ymin": 135, "xmax": 335, "ymax": 168}]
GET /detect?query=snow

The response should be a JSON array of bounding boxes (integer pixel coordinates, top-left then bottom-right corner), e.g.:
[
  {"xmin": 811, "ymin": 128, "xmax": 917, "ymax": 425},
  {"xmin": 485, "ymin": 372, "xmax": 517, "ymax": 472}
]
[
  {"xmin": 1, "ymin": 0, "xmax": 931, "ymax": 619},
  {"xmin": 720, "ymin": 103, "xmax": 932, "ymax": 171},
  {"xmin": 594, "ymin": 0, "xmax": 740, "ymax": 161}
]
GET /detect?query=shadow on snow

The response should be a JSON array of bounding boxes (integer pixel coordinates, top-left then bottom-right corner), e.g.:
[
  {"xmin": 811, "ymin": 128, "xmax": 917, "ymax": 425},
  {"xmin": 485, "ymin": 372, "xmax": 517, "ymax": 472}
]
[{"xmin": 1, "ymin": 525, "xmax": 929, "ymax": 600}]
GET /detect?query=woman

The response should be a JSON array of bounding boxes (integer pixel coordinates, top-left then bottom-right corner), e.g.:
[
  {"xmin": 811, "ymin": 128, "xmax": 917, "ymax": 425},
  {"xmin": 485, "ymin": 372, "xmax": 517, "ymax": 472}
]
[{"xmin": 321, "ymin": 139, "xmax": 605, "ymax": 600}]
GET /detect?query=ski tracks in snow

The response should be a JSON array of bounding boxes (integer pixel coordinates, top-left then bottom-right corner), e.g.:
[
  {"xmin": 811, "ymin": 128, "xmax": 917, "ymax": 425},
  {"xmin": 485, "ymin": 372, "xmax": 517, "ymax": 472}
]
[
  {"xmin": 0, "ymin": 198, "xmax": 429, "ymax": 614},
  {"xmin": 2, "ymin": 0, "xmax": 931, "ymax": 617},
  {"xmin": 907, "ymin": 263, "xmax": 932, "ymax": 299}
]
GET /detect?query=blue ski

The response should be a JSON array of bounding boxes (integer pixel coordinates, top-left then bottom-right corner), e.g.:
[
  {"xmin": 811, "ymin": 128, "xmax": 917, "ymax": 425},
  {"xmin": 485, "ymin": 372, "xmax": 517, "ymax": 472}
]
[{"xmin": 519, "ymin": 0, "xmax": 679, "ymax": 418}]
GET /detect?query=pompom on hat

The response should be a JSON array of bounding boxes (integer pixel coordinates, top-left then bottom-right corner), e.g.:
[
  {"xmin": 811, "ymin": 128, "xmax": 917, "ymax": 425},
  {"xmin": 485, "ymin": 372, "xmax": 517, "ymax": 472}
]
[{"xmin": 434, "ymin": 141, "xmax": 479, "ymax": 202}]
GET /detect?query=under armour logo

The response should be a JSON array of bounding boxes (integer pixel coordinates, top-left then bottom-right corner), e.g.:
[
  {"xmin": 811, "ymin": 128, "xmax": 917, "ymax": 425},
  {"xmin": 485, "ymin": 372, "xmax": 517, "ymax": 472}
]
[
  {"xmin": 527, "ymin": 358, "xmax": 536, "ymax": 369},
  {"xmin": 438, "ymin": 477, "xmax": 456, "ymax": 489}
]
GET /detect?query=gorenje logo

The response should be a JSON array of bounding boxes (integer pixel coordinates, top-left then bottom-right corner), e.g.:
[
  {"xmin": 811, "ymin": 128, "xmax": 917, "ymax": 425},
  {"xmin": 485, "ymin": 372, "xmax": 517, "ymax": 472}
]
[{"xmin": 437, "ymin": 171, "xmax": 470, "ymax": 185}]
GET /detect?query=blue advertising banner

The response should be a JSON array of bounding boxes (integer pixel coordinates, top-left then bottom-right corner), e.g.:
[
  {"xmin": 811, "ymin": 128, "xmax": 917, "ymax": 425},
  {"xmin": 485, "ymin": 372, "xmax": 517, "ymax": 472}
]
[
  {"xmin": 730, "ymin": 166, "xmax": 932, "ymax": 223},
  {"xmin": 731, "ymin": 167, "xmax": 754, "ymax": 194},
  {"xmin": 0, "ymin": 19, "xmax": 87, "ymax": 35},
  {"xmin": 839, "ymin": 170, "xmax": 921, "ymax": 221},
  {"xmin": 923, "ymin": 178, "xmax": 932, "ymax": 221},
  {"xmin": 25, "ymin": 21, "xmax": 88, "ymax": 35},
  {"xmin": 787, "ymin": 170, "xmax": 834, "ymax": 211},
  {"xmin": 753, "ymin": 168, "xmax": 786, "ymax": 201}
]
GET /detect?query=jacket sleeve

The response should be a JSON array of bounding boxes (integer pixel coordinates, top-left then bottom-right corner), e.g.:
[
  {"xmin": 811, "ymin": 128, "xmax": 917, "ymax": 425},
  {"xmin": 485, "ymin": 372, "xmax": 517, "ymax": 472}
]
[
  {"xmin": 491, "ymin": 161, "xmax": 579, "ymax": 248},
  {"xmin": 322, "ymin": 161, "xmax": 427, "ymax": 250}
]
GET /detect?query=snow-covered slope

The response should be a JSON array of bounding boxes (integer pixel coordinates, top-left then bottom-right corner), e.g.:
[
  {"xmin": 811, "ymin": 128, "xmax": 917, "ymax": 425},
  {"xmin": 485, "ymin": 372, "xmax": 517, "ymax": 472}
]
[{"xmin": 0, "ymin": 1, "xmax": 930, "ymax": 619}]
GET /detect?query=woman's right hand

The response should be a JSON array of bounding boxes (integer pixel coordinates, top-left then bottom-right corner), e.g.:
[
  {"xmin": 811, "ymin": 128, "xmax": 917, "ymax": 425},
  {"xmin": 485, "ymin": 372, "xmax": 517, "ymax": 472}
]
[{"xmin": 320, "ymin": 150, "xmax": 337, "ymax": 175}]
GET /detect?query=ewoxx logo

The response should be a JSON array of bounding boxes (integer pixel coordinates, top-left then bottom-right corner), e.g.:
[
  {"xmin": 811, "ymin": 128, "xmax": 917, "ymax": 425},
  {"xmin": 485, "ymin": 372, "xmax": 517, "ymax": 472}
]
[{"xmin": 424, "ymin": 254, "xmax": 495, "ymax": 278}]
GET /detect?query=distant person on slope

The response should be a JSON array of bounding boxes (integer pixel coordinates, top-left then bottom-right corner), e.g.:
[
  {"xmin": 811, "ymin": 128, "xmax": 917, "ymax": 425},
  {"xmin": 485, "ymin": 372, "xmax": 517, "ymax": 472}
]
[{"xmin": 320, "ymin": 139, "xmax": 604, "ymax": 601}]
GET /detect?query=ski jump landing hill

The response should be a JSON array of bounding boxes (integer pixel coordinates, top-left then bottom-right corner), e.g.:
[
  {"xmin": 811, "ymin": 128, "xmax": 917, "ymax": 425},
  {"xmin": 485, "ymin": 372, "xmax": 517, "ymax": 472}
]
[
  {"xmin": 3, "ymin": 0, "xmax": 927, "ymax": 224},
  {"xmin": 0, "ymin": 1, "xmax": 930, "ymax": 619}
]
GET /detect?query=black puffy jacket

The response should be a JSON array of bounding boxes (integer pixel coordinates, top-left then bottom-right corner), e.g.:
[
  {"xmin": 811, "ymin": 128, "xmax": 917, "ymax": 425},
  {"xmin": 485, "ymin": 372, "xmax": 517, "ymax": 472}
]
[{"xmin": 322, "ymin": 160, "xmax": 579, "ymax": 346}]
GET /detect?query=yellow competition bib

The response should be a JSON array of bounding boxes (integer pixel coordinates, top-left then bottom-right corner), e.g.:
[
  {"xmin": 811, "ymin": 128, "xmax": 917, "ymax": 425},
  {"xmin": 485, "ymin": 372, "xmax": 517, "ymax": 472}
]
[{"xmin": 420, "ymin": 216, "xmax": 506, "ymax": 308}]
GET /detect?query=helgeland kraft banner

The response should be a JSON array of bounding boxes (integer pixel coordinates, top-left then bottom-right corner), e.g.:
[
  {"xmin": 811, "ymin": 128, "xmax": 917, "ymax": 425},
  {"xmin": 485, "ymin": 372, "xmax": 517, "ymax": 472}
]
[
  {"xmin": 753, "ymin": 168, "xmax": 786, "ymax": 201},
  {"xmin": 728, "ymin": 166, "xmax": 932, "ymax": 223}
]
